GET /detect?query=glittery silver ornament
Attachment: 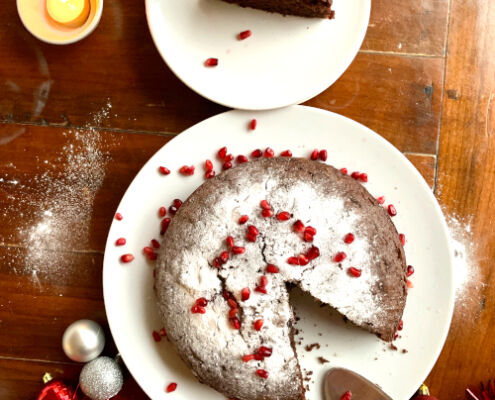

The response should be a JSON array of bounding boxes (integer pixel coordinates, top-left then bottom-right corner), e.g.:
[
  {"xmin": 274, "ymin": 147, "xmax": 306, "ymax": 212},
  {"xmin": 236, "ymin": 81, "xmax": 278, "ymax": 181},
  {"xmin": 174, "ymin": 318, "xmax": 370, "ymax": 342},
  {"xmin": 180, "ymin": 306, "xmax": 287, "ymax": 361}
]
[
  {"xmin": 62, "ymin": 319, "xmax": 105, "ymax": 362},
  {"xmin": 79, "ymin": 356, "xmax": 123, "ymax": 400}
]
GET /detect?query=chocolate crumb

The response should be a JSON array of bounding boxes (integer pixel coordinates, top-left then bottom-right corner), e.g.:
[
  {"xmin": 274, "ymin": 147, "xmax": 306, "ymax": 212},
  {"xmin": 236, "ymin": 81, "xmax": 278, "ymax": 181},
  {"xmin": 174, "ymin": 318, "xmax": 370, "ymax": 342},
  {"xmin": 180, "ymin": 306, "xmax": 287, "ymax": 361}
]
[
  {"xmin": 295, "ymin": 316, "xmax": 301, "ymax": 321},
  {"xmin": 317, "ymin": 356, "xmax": 329, "ymax": 364},
  {"xmin": 305, "ymin": 343, "xmax": 321, "ymax": 352},
  {"xmin": 318, "ymin": 333, "xmax": 322, "ymax": 336},
  {"xmin": 389, "ymin": 343, "xmax": 398, "ymax": 351},
  {"xmin": 401, "ymin": 349, "xmax": 408, "ymax": 354},
  {"xmin": 374, "ymin": 357, "xmax": 378, "ymax": 360}
]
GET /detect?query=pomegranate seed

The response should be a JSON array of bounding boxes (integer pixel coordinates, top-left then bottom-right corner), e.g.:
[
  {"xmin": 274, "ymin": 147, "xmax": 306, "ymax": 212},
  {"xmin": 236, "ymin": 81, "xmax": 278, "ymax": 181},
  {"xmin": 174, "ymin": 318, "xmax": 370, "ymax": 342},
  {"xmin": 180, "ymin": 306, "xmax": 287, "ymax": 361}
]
[
  {"xmin": 229, "ymin": 308, "xmax": 239, "ymax": 318},
  {"xmin": 388, "ymin": 204, "xmax": 397, "ymax": 216},
  {"xmin": 191, "ymin": 305, "xmax": 200, "ymax": 313},
  {"xmin": 173, "ymin": 198, "xmax": 182, "ymax": 208},
  {"xmin": 260, "ymin": 200, "xmax": 271, "ymax": 210},
  {"xmin": 115, "ymin": 238, "xmax": 126, "ymax": 246},
  {"xmin": 179, "ymin": 165, "xmax": 195, "ymax": 176},
  {"xmin": 259, "ymin": 276, "xmax": 268, "ymax": 287},
  {"xmin": 166, "ymin": 383, "xmax": 177, "ymax": 393},
  {"xmin": 334, "ymin": 252, "xmax": 347, "ymax": 263},
  {"xmin": 305, "ymin": 226, "xmax": 317, "ymax": 236},
  {"xmin": 319, "ymin": 149, "xmax": 328, "ymax": 161},
  {"xmin": 306, "ymin": 246, "xmax": 320, "ymax": 260},
  {"xmin": 197, "ymin": 306, "xmax": 206, "ymax": 314},
  {"xmin": 226, "ymin": 236, "xmax": 235, "ymax": 248},
  {"xmin": 121, "ymin": 254, "xmax": 134, "ymax": 263},
  {"xmin": 238, "ymin": 215, "xmax": 249, "ymax": 224},
  {"xmin": 196, "ymin": 297, "xmax": 208, "ymax": 307},
  {"xmin": 261, "ymin": 209, "xmax": 274, "ymax": 218},
  {"xmin": 159, "ymin": 166, "xmax": 170, "ymax": 175},
  {"xmin": 340, "ymin": 168, "xmax": 348, "ymax": 174},
  {"xmin": 148, "ymin": 252, "xmax": 158, "ymax": 261},
  {"xmin": 248, "ymin": 225, "xmax": 259, "ymax": 235},
  {"xmin": 377, "ymin": 196, "xmax": 385, "ymax": 205},
  {"xmin": 407, "ymin": 265, "xmax": 415, "ymax": 277},
  {"xmin": 254, "ymin": 352, "xmax": 264, "ymax": 361},
  {"xmin": 152, "ymin": 330, "xmax": 161, "ymax": 342},
  {"xmin": 224, "ymin": 154, "xmax": 234, "ymax": 162},
  {"xmin": 213, "ymin": 257, "xmax": 222, "ymax": 268},
  {"xmin": 298, "ymin": 254, "xmax": 309, "ymax": 266},
  {"xmin": 398, "ymin": 320, "xmax": 404, "ymax": 331},
  {"xmin": 159, "ymin": 206, "xmax": 167, "ymax": 217},
  {"xmin": 160, "ymin": 218, "xmax": 171, "ymax": 235},
  {"xmin": 266, "ymin": 264, "xmax": 279, "ymax": 273},
  {"xmin": 256, "ymin": 369, "xmax": 269, "ymax": 379},
  {"xmin": 293, "ymin": 220, "xmax": 305, "ymax": 232},
  {"xmin": 230, "ymin": 317, "xmax": 241, "ymax": 329},
  {"xmin": 151, "ymin": 239, "xmax": 160, "ymax": 249},
  {"xmin": 143, "ymin": 246, "xmax": 154, "ymax": 256},
  {"xmin": 255, "ymin": 286, "xmax": 267, "ymax": 294},
  {"xmin": 237, "ymin": 155, "xmax": 249, "ymax": 164},
  {"xmin": 394, "ymin": 332, "xmax": 399, "ymax": 340},
  {"xmin": 264, "ymin": 147, "xmax": 274, "ymax": 158},
  {"xmin": 359, "ymin": 173, "xmax": 368, "ymax": 183},
  {"xmin": 222, "ymin": 290, "xmax": 231, "ymax": 300},
  {"xmin": 310, "ymin": 149, "xmax": 318, "ymax": 160},
  {"xmin": 242, "ymin": 354, "xmax": 254, "ymax": 362},
  {"xmin": 238, "ymin": 30, "xmax": 252, "ymax": 40},
  {"xmin": 407, "ymin": 279, "xmax": 414, "ymax": 288},
  {"xmin": 250, "ymin": 119, "xmax": 257, "ymax": 130},
  {"xmin": 251, "ymin": 149, "xmax": 262, "ymax": 158},
  {"xmin": 204, "ymin": 159, "xmax": 213, "ymax": 171},
  {"xmin": 159, "ymin": 328, "xmax": 167, "ymax": 336},
  {"xmin": 351, "ymin": 171, "xmax": 361, "ymax": 180},
  {"xmin": 232, "ymin": 246, "xmax": 246, "ymax": 254},
  {"xmin": 241, "ymin": 287, "xmax": 250, "ymax": 301},
  {"xmin": 218, "ymin": 147, "xmax": 228, "ymax": 160},
  {"xmin": 205, "ymin": 58, "xmax": 218, "ymax": 67},
  {"xmin": 246, "ymin": 232, "xmax": 257, "ymax": 242},
  {"xmin": 253, "ymin": 319, "xmax": 264, "ymax": 331},
  {"xmin": 169, "ymin": 206, "xmax": 178, "ymax": 215},
  {"xmin": 220, "ymin": 251, "xmax": 230, "ymax": 263},
  {"xmin": 348, "ymin": 267, "xmax": 362, "ymax": 277},
  {"xmin": 287, "ymin": 256, "xmax": 300, "ymax": 265},
  {"xmin": 344, "ymin": 233, "xmax": 355, "ymax": 244},
  {"xmin": 340, "ymin": 391, "xmax": 352, "ymax": 400},
  {"xmin": 399, "ymin": 233, "xmax": 406, "ymax": 246},
  {"xmin": 258, "ymin": 346, "xmax": 272, "ymax": 357},
  {"xmin": 280, "ymin": 150, "xmax": 292, "ymax": 157},
  {"xmin": 303, "ymin": 232, "xmax": 314, "ymax": 242},
  {"xmin": 115, "ymin": 212, "xmax": 123, "ymax": 221},
  {"xmin": 227, "ymin": 298, "xmax": 238, "ymax": 309},
  {"xmin": 276, "ymin": 211, "xmax": 291, "ymax": 221},
  {"xmin": 223, "ymin": 161, "xmax": 232, "ymax": 170},
  {"xmin": 205, "ymin": 170, "xmax": 216, "ymax": 179}
]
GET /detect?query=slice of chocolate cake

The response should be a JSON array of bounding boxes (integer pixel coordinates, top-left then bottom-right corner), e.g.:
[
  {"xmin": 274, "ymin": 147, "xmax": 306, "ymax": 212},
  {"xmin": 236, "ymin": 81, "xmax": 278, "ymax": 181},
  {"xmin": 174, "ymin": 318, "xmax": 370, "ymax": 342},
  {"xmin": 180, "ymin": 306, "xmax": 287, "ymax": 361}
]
[{"xmin": 221, "ymin": 0, "xmax": 335, "ymax": 19}]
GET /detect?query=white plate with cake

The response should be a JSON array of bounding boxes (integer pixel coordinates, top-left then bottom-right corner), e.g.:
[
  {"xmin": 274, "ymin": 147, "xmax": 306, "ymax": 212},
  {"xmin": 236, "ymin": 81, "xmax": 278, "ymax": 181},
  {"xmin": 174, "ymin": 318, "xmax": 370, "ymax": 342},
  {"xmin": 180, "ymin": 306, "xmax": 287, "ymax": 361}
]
[
  {"xmin": 145, "ymin": 0, "xmax": 371, "ymax": 110},
  {"xmin": 103, "ymin": 106, "xmax": 454, "ymax": 400}
]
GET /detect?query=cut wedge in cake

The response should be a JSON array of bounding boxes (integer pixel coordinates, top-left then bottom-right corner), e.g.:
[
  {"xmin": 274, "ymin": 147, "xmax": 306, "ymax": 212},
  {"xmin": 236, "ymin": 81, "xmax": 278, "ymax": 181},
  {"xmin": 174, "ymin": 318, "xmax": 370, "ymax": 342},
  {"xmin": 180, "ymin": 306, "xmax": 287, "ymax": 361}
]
[{"xmin": 221, "ymin": 0, "xmax": 335, "ymax": 19}]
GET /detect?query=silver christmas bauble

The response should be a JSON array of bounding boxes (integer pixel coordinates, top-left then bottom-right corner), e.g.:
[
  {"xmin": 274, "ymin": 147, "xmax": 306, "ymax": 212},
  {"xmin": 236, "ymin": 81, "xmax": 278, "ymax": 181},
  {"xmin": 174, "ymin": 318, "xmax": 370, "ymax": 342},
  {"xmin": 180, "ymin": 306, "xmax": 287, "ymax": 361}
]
[
  {"xmin": 80, "ymin": 356, "xmax": 123, "ymax": 400},
  {"xmin": 62, "ymin": 319, "xmax": 105, "ymax": 362}
]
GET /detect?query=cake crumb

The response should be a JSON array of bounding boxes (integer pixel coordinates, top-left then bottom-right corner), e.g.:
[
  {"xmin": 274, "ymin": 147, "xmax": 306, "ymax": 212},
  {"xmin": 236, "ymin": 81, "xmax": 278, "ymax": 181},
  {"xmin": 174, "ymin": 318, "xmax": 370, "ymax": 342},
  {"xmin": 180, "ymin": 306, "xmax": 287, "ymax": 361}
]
[
  {"xmin": 305, "ymin": 343, "xmax": 321, "ymax": 352},
  {"xmin": 401, "ymin": 349, "xmax": 408, "ymax": 354},
  {"xmin": 317, "ymin": 356, "xmax": 329, "ymax": 364},
  {"xmin": 389, "ymin": 343, "xmax": 398, "ymax": 351}
]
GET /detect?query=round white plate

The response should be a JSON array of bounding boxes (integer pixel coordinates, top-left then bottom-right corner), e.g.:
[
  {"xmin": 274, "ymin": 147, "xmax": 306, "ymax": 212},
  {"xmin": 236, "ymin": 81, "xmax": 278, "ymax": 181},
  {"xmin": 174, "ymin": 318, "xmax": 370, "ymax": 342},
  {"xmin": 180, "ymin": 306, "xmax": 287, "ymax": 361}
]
[
  {"xmin": 145, "ymin": 0, "xmax": 370, "ymax": 110},
  {"xmin": 103, "ymin": 106, "xmax": 454, "ymax": 400}
]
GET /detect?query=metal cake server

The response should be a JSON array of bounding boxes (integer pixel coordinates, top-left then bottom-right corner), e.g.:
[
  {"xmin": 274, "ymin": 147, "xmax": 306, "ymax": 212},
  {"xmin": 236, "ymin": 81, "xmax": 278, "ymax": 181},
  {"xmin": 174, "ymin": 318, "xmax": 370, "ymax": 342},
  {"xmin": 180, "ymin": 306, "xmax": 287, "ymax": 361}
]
[{"xmin": 324, "ymin": 368, "xmax": 393, "ymax": 400}]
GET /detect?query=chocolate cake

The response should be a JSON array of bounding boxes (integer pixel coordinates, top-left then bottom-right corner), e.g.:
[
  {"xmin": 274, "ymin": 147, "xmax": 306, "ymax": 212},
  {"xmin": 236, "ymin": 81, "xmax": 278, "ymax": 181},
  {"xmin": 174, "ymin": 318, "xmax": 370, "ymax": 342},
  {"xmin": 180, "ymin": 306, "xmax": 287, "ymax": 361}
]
[
  {"xmin": 155, "ymin": 157, "xmax": 407, "ymax": 400},
  {"xmin": 221, "ymin": 0, "xmax": 335, "ymax": 19}
]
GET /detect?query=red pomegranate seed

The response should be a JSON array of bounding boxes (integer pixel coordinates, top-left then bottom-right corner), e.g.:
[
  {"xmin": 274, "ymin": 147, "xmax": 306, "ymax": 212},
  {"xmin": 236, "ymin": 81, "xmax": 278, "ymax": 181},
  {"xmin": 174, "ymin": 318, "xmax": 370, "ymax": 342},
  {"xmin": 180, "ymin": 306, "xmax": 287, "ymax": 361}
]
[
  {"xmin": 394, "ymin": 332, "xmax": 399, "ymax": 340},
  {"xmin": 344, "ymin": 233, "xmax": 355, "ymax": 244},
  {"xmin": 248, "ymin": 225, "xmax": 259, "ymax": 235},
  {"xmin": 213, "ymin": 257, "xmax": 222, "ymax": 268},
  {"xmin": 179, "ymin": 165, "xmax": 195, "ymax": 176},
  {"xmin": 169, "ymin": 206, "xmax": 178, "ymax": 215},
  {"xmin": 398, "ymin": 320, "xmax": 404, "ymax": 331},
  {"xmin": 407, "ymin": 279, "xmax": 414, "ymax": 288},
  {"xmin": 250, "ymin": 119, "xmax": 257, "ymax": 130},
  {"xmin": 160, "ymin": 218, "xmax": 171, "ymax": 235},
  {"xmin": 351, "ymin": 171, "xmax": 361, "ymax": 180},
  {"xmin": 266, "ymin": 264, "xmax": 279, "ymax": 273},
  {"xmin": 280, "ymin": 150, "xmax": 292, "ymax": 157},
  {"xmin": 220, "ymin": 251, "xmax": 230, "ymax": 263},
  {"xmin": 310, "ymin": 149, "xmax": 318, "ymax": 160},
  {"xmin": 223, "ymin": 161, "xmax": 232, "ymax": 170},
  {"xmin": 348, "ymin": 267, "xmax": 362, "ymax": 277},
  {"xmin": 262, "ymin": 209, "xmax": 274, "ymax": 218},
  {"xmin": 223, "ymin": 290, "xmax": 232, "ymax": 300},
  {"xmin": 159, "ymin": 166, "xmax": 170, "ymax": 175},
  {"xmin": 276, "ymin": 211, "xmax": 291, "ymax": 221},
  {"xmin": 166, "ymin": 383, "xmax": 177, "ymax": 393},
  {"xmin": 224, "ymin": 154, "xmax": 234, "ymax": 162},
  {"xmin": 334, "ymin": 252, "xmax": 347, "ymax": 263},
  {"xmin": 298, "ymin": 254, "xmax": 309, "ymax": 266},
  {"xmin": 399, "ymin": 233, "xmax": 406, "ymax": 246},
  {"xmin": 198, "ymin": 306, "xmax": 206, "ymax": 314},
  {"xmin": 340, "ymin": 391, "xmax": 352, "ymax": 400},
  {"xmin": 115, "ymin": 212, "xmax": 123, "ymax": 221},
  {"xmin": 148, "ymin": 252, "xmax": 158, "ymax": 261},
  {"xmin": 303, "ymin": 232, "xmax": 314, "ymax": 242},
  {"xmin": 242, "ymin": 354, "xmax": 254, "ymax": 362},
  {"xmin": 319, "ymin": 149, "xmax": 328, "ymax": 161},
  {"xmin": 143, "ymin": 246, "xmax": 154, "ymax": 256},
  {"xmin": 241, "ymin": 287, "xmax": 250, "ymax": 301},
  {"xmin": 260, "ymin": 276, "xmax": 268, "ymax": 287},
  {"xmin": 293, "ymin": 220, "xmax": 305, "ymax": 232},
  {"xmin": 196, "ymin": 297, "xmax": 208, "ymax": 307},
  {"xmin": 305, "ymin": 226, "xmax": 317, "ymax": 236},
  {"xmin": 229, "ymin": 308, "xmax": 239, "ymax": 318},
  {"xmin": 227, "ymin": 298, "xmax": 238, "ymax": 309},
  {"xmin": 258, "ymin": 346, "xmax": 272, "ymax": 357},
  {"xmin": 218, "ymin": 146, "xmax": 228, "ymax": 160},
  {"xmin": 264, "ymin": 147, "xmax": 274, "ymax": 158},
  {"xmin": 407, "ymin": 265, "xmax": 414, "ymax": 277},
  {"xmin": 121, "ymin": 254, "xmax": 134, "ymax": 263},
  {"xmin": 159, "ymin": 328, "xmax": 167, "ymax": 336},
  {"xmin": 232, "ymin": 246, "xmax": 246, "ymax": 254},
  {"xmin": 340, "ymin": 168, "xmax": 348, "ymax": 174},
  {"xmin": 115, "ymin": 238, "xmax": 126, "ymax": 246},
  {"xmin": 238, "ymin": 215, "xmax": 249, "ymax": 224},
  {"xmin": 287, "ymin": 256, "xmax": 300, "ymax": 265},
  {"xmin": 238, "ymin": 30, "xmax": 252, "ymax": 40},
  {"xmin": 246, "ymin": 232, "xmax": 257, "ymax": 242},
  {"xmin": 159, "ymin": 206, "xmax": 167, "ymax": 217},
  {"xmin": 377, "ymin": 196, "xmax": 385, "ymax": 205},
  {"xmin": 253, "ymin": 319, "xmax": 264, "ymax": 331},
  {"xmin": 256, "ymin": 369, "xmax": 269, "ymax": 379},
  {"xmin": 152, "ymin": 330, "xmax": 161, "ymax": 342},
  {"xmin": 306, "ymin": 246, "xmax": 320, "ymax": 260},
  {"xmin": 260, "ymin": 200, "xmax": 270, "ymax": 210},
  {"xmin": 205, "ymin": 57, "xmax": 218, "ymax": 67},
  {"xmin": 251, "ymin": 149, "xmax": 262, "ymax": 158},
  {"xmin": 254, "ymin": 352, "xmax": 264, "ymax": 360},
  {"xmin": 205, "ymin": 159, "xmax": 213, "ymax": 171},
  {"xmin": 388, "ymin": 204, "xmax": 397, "ymax": 217},
  {"xmin": 205, "ymin": 170, "xmax": 216, "ymax": 179},
  {"xmin": 226, "ymin": 236, "xmax": 235, "ymax": 248},
  {"xmin": 359, "ymin": 173, "xmax": 368, "ymax": 183},
  {"xmin": 237, "ymin": 155, "xmax": 249, "ymax": 164},
  {"xmin": 172, "ymin": 198, "xmax": 182, "ymax": 209},
  {"xmin": 255, "ymin": 286, "xmax": 267, "ymax": 294},
  {"xmin": 230, "ymin": 317, "xmax": 241, "ymax": 329},
  {"xmin": 151, "ymin": 239, "xmax": 160, "ymax": 249}
]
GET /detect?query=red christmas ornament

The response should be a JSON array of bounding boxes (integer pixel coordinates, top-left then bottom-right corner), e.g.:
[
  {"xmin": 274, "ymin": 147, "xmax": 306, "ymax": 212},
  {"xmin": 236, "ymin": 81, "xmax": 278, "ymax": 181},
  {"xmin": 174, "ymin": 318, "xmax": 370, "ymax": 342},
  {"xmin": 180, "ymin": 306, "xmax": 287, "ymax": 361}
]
[{"xmin": 38, "ymin": 373, "xmax": 76, "ymax": 400}]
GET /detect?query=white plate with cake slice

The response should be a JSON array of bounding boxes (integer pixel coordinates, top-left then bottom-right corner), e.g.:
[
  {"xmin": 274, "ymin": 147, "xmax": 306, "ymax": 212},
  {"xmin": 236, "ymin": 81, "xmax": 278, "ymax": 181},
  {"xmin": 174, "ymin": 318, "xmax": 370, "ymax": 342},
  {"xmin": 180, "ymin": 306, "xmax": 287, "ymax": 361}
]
[
  {"xmin": 103, "ymin": 106, "xmax": 454, "ymax": 400},
  {"xmin": 145, "ymin": 0, "xmax": 370, "ymax": 110}
]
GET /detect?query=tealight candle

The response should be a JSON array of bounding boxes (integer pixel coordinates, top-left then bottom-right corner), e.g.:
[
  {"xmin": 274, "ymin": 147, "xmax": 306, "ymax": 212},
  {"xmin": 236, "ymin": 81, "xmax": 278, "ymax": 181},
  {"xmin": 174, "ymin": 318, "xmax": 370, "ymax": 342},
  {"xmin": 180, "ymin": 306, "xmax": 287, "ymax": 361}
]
[{"xmin": 46, "ymin": 0, "xmax": 90, "ymax": 28}]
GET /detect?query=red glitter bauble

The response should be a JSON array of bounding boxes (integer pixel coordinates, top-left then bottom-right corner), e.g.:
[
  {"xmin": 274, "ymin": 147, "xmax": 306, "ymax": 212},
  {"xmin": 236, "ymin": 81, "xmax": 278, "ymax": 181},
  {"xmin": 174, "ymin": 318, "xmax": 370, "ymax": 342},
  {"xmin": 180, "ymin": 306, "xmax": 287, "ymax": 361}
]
[{"xmin": 38, "ymin": 378, "xmax": 76, "ymax": 400}]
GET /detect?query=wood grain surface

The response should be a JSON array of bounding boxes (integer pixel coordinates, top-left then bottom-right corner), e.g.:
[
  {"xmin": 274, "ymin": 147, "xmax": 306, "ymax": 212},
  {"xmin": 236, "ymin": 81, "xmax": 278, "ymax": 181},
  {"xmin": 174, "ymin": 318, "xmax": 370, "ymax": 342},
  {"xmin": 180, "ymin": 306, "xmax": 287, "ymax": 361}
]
[{"xmin": 0, "ymin": 0, "xmax": 492, "ymax": 398}]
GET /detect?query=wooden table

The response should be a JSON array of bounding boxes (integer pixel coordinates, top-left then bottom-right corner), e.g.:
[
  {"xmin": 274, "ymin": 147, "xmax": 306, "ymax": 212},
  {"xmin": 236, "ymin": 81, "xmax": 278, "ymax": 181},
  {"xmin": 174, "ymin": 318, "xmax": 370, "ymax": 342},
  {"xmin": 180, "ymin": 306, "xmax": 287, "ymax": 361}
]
[{"xmin": 0, "ymin": 1, "xmax": 493, "ymax": 399}]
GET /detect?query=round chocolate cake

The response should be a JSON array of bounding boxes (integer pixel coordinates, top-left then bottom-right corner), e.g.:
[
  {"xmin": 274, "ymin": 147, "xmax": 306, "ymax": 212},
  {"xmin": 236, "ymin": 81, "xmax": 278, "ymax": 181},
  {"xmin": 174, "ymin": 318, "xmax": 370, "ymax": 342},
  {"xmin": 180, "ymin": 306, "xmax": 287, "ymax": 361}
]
[{"xmin": 155, "ymin": 157, "xmax": 407, "ymax": 400}]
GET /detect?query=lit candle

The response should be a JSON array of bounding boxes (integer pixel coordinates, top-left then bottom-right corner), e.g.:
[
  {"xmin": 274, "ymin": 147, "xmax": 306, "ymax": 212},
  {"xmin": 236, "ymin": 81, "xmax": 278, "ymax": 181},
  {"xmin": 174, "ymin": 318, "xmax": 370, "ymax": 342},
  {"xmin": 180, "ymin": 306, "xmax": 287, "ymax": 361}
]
[{"xmin": 46, "ymin": 0, "xmax": 90, "ymax": 28}]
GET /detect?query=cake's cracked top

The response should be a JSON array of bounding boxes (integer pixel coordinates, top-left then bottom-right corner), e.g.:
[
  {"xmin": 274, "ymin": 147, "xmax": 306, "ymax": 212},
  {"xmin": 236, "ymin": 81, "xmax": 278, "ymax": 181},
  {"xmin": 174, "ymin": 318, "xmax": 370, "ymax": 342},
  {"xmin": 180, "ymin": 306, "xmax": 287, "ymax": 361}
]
[{"xmin": 155, "ymin": 157, "xmax": 407, "ymax": 400}]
